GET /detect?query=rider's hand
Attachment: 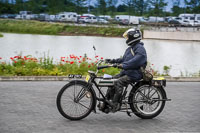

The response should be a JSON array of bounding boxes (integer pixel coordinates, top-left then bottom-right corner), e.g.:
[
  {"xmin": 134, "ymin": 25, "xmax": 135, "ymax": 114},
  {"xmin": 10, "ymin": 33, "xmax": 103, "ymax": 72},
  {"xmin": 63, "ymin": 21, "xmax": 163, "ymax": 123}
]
[
  {"xmin": 105, "ymin": 59, "xmax": 111, "ymax": 63},
  {"xmin": 105, "ymin": 59, "xmax": 114, "ymax": 64},
  {"xmin": 113, "ymin": 64, "xmax": 123, "ymax": 69},
  {"xmin": 117, "ymin": 64, "xmax": 123, "ymax": 69}
]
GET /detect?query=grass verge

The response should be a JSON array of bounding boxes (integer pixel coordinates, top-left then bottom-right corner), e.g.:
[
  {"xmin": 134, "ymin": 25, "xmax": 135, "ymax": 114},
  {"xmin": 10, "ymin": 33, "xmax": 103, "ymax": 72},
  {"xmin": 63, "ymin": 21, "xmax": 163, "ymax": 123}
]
[
  {"xmin": 0, "ymin": 33, "xmax": 3, "ymax": 37},
  {"xmin": 0, "ymin": 19, "xmax": 128, "ymax": 37}
]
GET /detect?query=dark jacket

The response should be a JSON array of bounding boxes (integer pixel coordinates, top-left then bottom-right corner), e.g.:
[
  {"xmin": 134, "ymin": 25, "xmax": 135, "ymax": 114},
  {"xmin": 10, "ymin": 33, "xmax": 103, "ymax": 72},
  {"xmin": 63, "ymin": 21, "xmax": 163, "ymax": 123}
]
[{"xmin": 113, "ymin": 42, "xmax": 147, "ymax": 81}]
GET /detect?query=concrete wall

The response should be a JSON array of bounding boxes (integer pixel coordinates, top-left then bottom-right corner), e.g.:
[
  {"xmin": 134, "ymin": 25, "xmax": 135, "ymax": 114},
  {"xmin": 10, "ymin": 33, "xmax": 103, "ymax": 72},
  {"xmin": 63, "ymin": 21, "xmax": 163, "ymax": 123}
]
[{"xmin": 143, "ymin": 30, "xmax": 200, "ymax": 41}]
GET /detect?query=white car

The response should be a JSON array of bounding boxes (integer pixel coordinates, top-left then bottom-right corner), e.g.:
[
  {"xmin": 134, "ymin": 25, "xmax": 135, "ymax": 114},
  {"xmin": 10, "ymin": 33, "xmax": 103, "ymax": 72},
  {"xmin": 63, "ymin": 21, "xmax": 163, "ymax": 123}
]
[
  {"xmin": 79, "ymin": 17, "xmax": 89, "ymax": 23},
  {"xmin": 98, "ymin": 19, "xmax": 109, "ymax": 24}
]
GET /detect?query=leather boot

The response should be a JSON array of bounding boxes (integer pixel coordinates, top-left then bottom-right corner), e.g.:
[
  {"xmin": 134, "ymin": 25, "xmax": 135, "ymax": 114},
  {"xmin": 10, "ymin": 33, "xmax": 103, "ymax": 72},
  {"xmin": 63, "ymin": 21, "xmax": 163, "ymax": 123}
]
[{"xmin": 110, "ymin": 93, "xmax": 121, "ymax": 112}]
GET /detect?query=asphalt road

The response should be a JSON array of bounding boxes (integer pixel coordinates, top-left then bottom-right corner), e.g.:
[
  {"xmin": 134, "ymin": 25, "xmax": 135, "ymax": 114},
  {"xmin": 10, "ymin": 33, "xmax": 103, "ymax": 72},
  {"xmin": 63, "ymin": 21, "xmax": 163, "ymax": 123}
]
[{"xmin": 0, "ymin": 81, "xmax": 200, "ymax": 133}]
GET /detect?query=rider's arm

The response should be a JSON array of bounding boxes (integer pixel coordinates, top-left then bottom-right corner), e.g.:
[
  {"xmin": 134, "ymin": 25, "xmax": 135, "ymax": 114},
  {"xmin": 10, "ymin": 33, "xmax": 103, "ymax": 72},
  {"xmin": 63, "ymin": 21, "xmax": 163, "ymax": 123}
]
[{"xmin": 122, "ymin": 46, "xmax": 147, "ymax": 70}]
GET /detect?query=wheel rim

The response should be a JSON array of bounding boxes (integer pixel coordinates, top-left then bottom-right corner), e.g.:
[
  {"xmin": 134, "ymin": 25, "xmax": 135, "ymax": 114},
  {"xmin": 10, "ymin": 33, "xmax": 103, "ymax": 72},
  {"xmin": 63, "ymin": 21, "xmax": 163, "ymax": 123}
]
[
  {"xmin": 60, "ymin": 84, "xmax": 93, "ymax": 118},
  {"xmin": 133, "ymin": 85, "xmax": 163, "ymax": 115}
]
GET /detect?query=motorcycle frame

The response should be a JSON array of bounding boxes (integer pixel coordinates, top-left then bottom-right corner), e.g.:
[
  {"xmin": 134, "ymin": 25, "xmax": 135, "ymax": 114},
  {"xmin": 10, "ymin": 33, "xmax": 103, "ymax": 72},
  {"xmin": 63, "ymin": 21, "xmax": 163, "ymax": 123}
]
[{"xmin": 86, "ymin": 74, "xmax": 133, "ymax": 110}]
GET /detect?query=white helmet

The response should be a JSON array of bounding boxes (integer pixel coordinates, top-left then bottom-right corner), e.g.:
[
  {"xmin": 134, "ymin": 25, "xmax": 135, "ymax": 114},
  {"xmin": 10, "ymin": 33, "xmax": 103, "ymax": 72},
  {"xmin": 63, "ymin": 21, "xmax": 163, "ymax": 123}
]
[{"xmin": 123, "ymin": 28, "xmax": 142, "ymax": 46}]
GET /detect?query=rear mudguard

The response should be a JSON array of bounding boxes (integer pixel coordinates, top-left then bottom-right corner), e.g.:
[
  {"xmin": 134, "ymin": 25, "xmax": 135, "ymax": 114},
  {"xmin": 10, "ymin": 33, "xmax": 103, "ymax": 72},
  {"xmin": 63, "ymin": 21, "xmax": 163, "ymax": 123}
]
[
  {"xmin": 68, "ymin": 80, "xmax": 97, "ymax": 112},
  {"xmin": 128, "ymin": 80, "xmax": 168, "ymax": 102}
]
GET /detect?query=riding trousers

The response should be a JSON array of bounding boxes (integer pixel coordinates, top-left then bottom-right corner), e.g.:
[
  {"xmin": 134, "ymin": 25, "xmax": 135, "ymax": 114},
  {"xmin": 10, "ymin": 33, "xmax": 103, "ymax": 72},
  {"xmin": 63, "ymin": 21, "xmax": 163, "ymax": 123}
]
[{"xmin": 106, "ymin": 74, "xmax": 134, "ymax": 103}]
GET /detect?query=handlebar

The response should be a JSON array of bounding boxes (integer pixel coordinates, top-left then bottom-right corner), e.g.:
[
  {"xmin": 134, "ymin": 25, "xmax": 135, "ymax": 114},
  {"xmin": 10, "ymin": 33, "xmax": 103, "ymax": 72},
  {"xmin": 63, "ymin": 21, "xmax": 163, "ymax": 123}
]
[
  {"xmin": 97, "ymin": 65, "xmax": 113, "ymax": 70},
  {"xmin": 94, "ymin": 60, "xmax": 119, "ymax": 75}
]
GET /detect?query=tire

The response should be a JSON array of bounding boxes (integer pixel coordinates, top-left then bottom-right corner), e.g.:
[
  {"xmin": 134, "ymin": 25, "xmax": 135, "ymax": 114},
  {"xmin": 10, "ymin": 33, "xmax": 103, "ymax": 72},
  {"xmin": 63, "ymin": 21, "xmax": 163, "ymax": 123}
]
[
  {"xmin": 56, "ymin": 80, "xmax": 95, "ymax": 120},
  {"xmin": 129, "ymin": 85, "xmax": 166, "ymax": 119}
]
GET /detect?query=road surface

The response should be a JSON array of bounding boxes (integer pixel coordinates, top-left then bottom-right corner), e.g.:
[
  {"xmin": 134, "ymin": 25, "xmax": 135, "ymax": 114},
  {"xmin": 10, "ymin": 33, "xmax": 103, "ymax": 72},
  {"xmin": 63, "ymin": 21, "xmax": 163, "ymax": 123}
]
[{"xmin": 0, "ymin": 81, "xmax": 200, "ymax": 133}]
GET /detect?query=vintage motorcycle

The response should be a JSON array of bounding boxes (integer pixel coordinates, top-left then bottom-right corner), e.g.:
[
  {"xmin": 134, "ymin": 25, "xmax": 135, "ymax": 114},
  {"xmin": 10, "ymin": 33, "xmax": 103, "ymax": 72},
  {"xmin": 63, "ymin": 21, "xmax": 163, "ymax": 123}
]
[{"xmin": 56, "ymin": 60, "xmax": 171, "ymax": 120}]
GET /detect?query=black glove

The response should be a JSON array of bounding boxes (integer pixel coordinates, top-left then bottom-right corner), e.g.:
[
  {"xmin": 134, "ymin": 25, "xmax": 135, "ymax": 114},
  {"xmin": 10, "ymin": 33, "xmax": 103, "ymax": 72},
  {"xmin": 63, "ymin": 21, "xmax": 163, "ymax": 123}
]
[
  {"xmin": 113, "ymin": 64, "xmax": 123, "ymax": 69},
  {"xmin": 117, "ymin": 64, "xmax": 123, "ymax": 69},
  {"xmin": 105, "ymin": 59, "xmax": 115, "ymax": 64},
  {"xmin": 105, "ymin": 59, "xmax": 111, "ymax": 63}
]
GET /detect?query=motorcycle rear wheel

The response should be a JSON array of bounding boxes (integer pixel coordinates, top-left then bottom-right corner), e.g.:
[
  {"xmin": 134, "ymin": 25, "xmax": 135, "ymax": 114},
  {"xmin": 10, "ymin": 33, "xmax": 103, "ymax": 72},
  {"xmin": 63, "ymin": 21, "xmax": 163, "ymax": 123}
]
[{"xmin": 129, "ymin": 85, "xmax": 166, "ymax": 119}]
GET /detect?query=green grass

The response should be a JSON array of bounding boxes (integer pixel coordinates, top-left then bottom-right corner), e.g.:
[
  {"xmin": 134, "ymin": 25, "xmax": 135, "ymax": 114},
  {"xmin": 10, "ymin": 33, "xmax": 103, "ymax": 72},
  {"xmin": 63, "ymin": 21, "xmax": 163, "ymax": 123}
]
[
  {"xmin": 0, "ymin": 19, "xmax": 128, "ymax": 37},
  {"xmin": 0, "ymin": 19, "xmax": 64, "ymax": 35},
  {"xmin": 0, "ymin": 33, "xmax": 3, "ymax": 37}
]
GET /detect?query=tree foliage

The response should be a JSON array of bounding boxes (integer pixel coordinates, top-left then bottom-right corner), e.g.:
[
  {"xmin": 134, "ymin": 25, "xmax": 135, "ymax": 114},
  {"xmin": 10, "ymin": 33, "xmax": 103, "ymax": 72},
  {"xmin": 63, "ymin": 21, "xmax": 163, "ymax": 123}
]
[
  {"xmin": 148, "ymin": 0, "xmax": 168, "ymax": 17},
  {"xmin": 0, "ymin": 0, "xmax": 199, "ymax": 16}
]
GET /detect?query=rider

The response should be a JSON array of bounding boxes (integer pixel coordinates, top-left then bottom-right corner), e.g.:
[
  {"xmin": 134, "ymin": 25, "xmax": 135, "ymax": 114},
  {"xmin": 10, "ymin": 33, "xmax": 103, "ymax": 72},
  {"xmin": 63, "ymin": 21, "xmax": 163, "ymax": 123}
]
[{"xmin": 105, "ymin": 28, "xmax": 147, "ymax": 112}]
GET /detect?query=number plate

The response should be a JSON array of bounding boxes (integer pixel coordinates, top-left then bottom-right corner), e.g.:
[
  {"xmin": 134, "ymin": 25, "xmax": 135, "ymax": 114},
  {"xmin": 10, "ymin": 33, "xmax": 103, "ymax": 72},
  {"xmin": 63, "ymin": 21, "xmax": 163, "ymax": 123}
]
[
  {"xmin": 152, "ymin": 77, "xmax": 166, "ymax": 87},
  {"xmin": 85, "ymin": 75, "xmax": 90, "ymax": 82},
  {"xmin": 68, "ymin": 74, "xmax": 82, "ymax": 78}
]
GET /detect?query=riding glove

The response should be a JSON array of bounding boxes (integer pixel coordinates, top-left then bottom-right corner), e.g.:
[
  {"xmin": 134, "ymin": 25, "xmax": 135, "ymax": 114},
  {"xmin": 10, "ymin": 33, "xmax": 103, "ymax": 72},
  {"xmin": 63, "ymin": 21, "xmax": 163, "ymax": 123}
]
[{"xmin": 105, "ymin": 59, "xmax": 115, "ymax": 64}]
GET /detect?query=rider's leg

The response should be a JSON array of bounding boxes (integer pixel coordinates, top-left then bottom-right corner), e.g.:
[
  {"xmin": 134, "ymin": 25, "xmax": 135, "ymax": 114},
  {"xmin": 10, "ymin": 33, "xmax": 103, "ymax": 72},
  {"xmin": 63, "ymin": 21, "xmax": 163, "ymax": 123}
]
[
  {"xmin": 105, "ymin": 73, "xmax": 122, "ymax": 100},
  {"xmin": 111, "ymin": 75, "xmax": 133, "ymax": 111}
]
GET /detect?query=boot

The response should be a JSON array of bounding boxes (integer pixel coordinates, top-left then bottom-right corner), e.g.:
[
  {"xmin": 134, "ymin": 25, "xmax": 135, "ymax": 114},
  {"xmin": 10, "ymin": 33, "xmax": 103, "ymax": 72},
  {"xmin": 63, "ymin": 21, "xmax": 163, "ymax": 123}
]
[
  {"xmin": 110, "ymin": 93, "xmax": 121, "ymax": 112},
  {"xmin": 105, "ymin": 87, "xmax": 115, "ymax": 100}
]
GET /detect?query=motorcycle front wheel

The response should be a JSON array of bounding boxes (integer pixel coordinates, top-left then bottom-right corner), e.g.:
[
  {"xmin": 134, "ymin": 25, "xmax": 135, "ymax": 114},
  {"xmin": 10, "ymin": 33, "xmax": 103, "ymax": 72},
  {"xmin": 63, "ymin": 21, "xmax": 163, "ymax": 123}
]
[
  {"xmin": 56, "ymin": 80, "xmax": 95, "ymax": 120},
  {"xmin": 129, "ymin": 85, "xmax": 166, "ymax": 119}
]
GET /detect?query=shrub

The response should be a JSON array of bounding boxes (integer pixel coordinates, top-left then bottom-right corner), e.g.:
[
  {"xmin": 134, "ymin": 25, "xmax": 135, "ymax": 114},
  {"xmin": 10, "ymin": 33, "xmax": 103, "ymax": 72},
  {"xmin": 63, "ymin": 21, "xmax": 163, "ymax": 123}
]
[{"xmin": 0, "ymin": 54, "xmax": 120, "ymax": 76}]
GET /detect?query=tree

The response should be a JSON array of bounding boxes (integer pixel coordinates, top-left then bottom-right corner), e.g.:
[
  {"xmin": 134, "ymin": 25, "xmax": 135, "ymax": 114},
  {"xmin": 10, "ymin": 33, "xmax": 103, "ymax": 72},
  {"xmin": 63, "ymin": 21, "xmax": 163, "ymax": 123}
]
[
  {"xmin": 107, "ymin": 0, "xmax": 117, "ymax": 16},
  {"xmin": 122, "ymin": 0, "xmax": 136, "ymax": 16},
  {"xmin": 0, "ymin": 1, "xmax": 16, "ymax": 14},
  {"xmin": 185, "ymin": 0, "xmax": 200, "ymax": 13},
  {"xmin": 97, "ymin": 0, "xmax": 107, "ymax": 15},
  {"xmin": 148, "ymin": 0, "xmax": 167, "ymax": 17},
  {"xmin": 117, "ymin": 4, "xmax": 127, "ymax": 12},
  {"xmin": 134, "ymin": 0, "xmax": 148, "ymax": 16},
  {"xmin": 172, "ymin": 0, "xmax": 184, "ymax": 16},
  {"xmin": 73, "ymin": 0, "xmax": 87, "ymax": 14},
  {"xmin": 26, "ymin": 0, "xmax": 43, "ymax": 13},
  {"xmin": 15, "ymin": 0, "xmax": 25, "ymax": 11}
]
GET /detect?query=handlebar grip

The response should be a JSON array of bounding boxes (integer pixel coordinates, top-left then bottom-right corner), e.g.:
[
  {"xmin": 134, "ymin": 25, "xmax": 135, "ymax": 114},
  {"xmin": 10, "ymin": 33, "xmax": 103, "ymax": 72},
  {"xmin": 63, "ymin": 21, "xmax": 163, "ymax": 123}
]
[{"xmin": 97, "ymin": 66, "xmax": 110, "ymax": 70}]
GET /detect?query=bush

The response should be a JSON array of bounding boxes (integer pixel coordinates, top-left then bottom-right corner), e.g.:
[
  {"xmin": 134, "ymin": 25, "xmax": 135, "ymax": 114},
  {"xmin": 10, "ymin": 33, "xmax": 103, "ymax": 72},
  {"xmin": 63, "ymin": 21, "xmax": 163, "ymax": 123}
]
[{"xmin": 0, "ymin": 54, "xmax": 120, "ymax": 76}]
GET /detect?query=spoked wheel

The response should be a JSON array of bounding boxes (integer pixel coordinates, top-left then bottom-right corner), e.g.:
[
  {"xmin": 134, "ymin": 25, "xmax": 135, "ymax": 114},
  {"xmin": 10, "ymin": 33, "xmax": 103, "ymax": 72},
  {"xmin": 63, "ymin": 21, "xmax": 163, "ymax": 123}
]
[
  {"xmin": 56, "ymin": 81, "xmax": 95, "ymax": 120},
  {"xmin": 129, "ymin": 85, "xmax": 166, "ymax": 119}
]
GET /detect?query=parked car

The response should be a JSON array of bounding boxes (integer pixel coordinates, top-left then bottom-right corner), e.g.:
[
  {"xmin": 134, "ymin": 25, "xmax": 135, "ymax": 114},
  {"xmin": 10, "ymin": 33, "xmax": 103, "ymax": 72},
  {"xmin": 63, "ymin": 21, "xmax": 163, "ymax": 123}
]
[
  {"xmin": 115, "ymin": 15, "xmax": 129, "ymax": 21},
  {"xmin": 177, "ymin": 14, "xmax": 200, "ymax": 26},
  {"xmin": 78, "ymin": 16, "xmax": 88, "ymax": 23},
  {"xmin": 0, "ymin": 14, "xmax": 8, "ymax": 18},
  {"xmin": 7, "ymin": 14, "xmax": 17, "ymax": 18},
  {"xmin": 98, "ymin": 18, "xmax": 109, "ymax": 24},
  {"xmin": 38, "ymin": 14, "xmax": 50, "ymax": 21},
  {"xmin": 169, "ymin": 17, "xmax": 192, "ymax": 27},
  {"xmin": 139, "ymin": 17, "xmax": 149, "ymax": 23},
  {"xmin": 129, "ymin": 16, "xmax": 140, "ymax": 25},
  {"xmin": 86, "ymin": 16, "xmax": 97, "ymax": 23},
  {"xmin": 79, "ymin": 16, "xmax": 97, "ymax": 23},
  {"xmin": 15, "ymin": 14, "xmax": 22, "ymax": 19},
  {"xmin": 148, "ymin": 17, "xmax": 165, "ymax": 23},
  {"xmin": 58, "ymin": 12, "xmax": 77, "ymax": 22},
  {"xmin": 119, "ymin": 19, "xmax": 129, "ymax": 25},
  {"xmin": 99, "ymin": 15, "xmax": 112, "ymax": 20},
  {"xmin": 168, "ymin": 19, "xmax": 181, "ymax": 26}
]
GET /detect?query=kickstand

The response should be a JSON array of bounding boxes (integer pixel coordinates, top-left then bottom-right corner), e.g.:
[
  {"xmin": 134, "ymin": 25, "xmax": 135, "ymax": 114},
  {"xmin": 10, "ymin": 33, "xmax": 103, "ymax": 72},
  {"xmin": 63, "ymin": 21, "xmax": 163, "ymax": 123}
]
[
  {"xmin": 125, "ymin": 102, "xmax": 131, "ymax": 117},
  {"xmin": 126, "ymin": 111, "xmax": 132, "ymax": 117}
]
